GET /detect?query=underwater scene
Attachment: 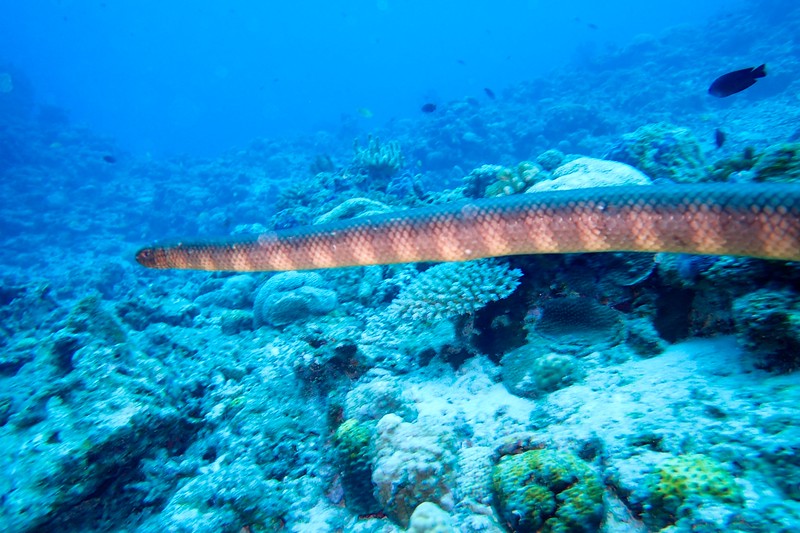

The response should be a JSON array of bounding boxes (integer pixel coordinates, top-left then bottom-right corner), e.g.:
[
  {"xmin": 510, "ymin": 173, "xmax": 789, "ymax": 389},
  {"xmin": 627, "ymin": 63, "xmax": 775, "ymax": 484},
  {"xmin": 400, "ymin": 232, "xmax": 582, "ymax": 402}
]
[{"xmin": 2, "ymin": 0, "xmax": 800, "ymax": 531}]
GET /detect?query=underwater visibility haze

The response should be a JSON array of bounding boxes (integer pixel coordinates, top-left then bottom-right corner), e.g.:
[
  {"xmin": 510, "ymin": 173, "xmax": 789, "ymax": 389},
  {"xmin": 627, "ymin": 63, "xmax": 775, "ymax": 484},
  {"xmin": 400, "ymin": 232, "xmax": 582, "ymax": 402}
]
[{"xmin": 2, "ymin": 0, "xmax": 800, "ymax": 531}]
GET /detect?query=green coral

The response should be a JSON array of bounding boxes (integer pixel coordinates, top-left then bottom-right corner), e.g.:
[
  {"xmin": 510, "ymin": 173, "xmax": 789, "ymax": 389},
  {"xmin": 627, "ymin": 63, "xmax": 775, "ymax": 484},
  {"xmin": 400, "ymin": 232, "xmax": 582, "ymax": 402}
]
[
  {"xmin": 751, "ymin": 142, "xmax": 800, "ymax": 182},
  {"xmin": 333, "ymin": 419, "xmax": 381, "ymax": 514},
  {"xmin": 606, "ymin": 122, "xmax": 707, "ymax": 183},
  {"xmin": 707, "ymin": 147, "xmax": 758, "ymax": 181},
  {"xmin": 484, "ymin": 161, "xmax": 545, "ymax": 197},
  {"xmin": 644, "ymin": 453, "xmax": 743, "ymax": 529},
  {"xmin": 492, "ymin": 449, "xmax": 604, "ymax": 532}
]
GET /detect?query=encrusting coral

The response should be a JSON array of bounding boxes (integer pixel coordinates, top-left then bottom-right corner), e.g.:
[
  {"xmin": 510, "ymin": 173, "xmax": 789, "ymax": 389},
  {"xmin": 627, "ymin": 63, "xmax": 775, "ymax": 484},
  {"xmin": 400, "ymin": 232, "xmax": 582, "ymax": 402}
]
[
  {"xmin": 642, "ymin": 453, "xmax": 743, "ymax": 529},
  {"xmin": 605, "ymin": 122, "xmax": 707, "ymax": 183},
  {"xmin": 491, "ymin": 448, "xmax": 605, "ymax": 532},
  {"xmin": 332, "ymin": 419, "xmax": 381, "ymax": 515}
]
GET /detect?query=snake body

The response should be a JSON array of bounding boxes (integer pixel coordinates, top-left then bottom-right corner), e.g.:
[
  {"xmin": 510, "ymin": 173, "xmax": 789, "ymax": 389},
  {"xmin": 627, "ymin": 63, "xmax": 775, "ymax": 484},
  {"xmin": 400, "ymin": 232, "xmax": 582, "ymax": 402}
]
[{"xmin": 136, "ymin": 184, "xmax": 800, "ymax": 272}]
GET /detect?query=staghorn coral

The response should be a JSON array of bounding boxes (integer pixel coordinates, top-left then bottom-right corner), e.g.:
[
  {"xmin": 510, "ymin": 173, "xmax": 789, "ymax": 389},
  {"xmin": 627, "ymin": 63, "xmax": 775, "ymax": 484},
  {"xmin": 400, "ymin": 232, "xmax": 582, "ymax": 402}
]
[
  {"xmin": 352, "ymin": 135, "xmax": 404, "ymax": 188},
  {"xmin": 386, "ymin": 260, "xmax": 522, "ymax": 324},
  {"xmin": 492, "ymin": 448, "xmax": 605, "ymax": 533},
  {"xmin": 483, "ymin": 161, "xmax": 546, "ymax": 197},
  {"xmin": 642, "ymin": 453, "xmax": 743, "ymax": 529}
]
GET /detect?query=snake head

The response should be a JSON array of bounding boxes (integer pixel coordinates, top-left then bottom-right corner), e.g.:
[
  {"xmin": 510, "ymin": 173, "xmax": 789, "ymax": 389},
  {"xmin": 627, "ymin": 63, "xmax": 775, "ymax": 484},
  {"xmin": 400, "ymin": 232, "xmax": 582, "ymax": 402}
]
[{"xmin": 135, "ymin": 247, "xmax": 168, "ymax": 269}]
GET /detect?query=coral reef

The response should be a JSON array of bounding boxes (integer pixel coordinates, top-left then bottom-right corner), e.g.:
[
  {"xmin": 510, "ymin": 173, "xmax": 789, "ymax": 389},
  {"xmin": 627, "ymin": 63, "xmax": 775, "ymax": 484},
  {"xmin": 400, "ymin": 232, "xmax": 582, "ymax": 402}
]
[
  {"xmin": 605, "ymin": 122, "xmax": 707, "ymax": 183},
  {"xmin": 492, "ymin": 448, "xmax": 605, "ymax": 532},
  {"xmin": 253, "ymin": 272, "xmax": 338, "ymax": 327}
]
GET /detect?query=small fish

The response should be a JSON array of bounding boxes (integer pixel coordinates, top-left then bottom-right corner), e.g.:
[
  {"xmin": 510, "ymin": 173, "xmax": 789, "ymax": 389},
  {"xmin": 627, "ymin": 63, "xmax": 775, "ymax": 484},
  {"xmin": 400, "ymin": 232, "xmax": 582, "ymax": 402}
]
[
  {"xmin": 357, "ymin": 107, "xmax": 373, "ymax": 119},
  {"xmin": 708, "ymin": 64, "xmax": 766, "ymax": 98},
  {"xmin": 102, "ymin": 155, "xmax": 116, "ymax": 163},
  {"xmin": 714, "ymin": 129, "xmax": 726, "ymax": 149},
  {"xmin": 483, "ymin": 87, "xmax": 496, "ymax": 100},
  {"xmin": 420, "ymin": 103, "xmax": 437, "ymax": 113}
]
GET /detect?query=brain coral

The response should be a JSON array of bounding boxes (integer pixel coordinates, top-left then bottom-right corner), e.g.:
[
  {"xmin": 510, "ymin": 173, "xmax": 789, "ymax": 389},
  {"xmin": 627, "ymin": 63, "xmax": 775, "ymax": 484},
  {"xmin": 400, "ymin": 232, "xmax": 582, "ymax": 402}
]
[
  {"xmin": 386, "ymin": 259, "xmax": 522, "ymax": 323},
  {"xmin": 492, "ymin": 449, "xmax": 604, "ymax": 532}
]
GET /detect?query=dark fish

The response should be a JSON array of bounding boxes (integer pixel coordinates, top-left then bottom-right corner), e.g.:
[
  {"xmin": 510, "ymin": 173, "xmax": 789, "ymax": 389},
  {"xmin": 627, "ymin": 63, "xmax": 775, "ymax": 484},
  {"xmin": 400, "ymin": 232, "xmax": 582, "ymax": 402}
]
[
  {"xmin": 456, "ymin": 59, "xmax": 466, "ymax": 66},
  {"xmin": 102, "ymin": 155, "xmax": 116, "ymax": 163},
  {"xmin": 421, "ymin": 103, "xmax": 437, "ymax": 113},
  {"xmin": 708, "ymin": 64, "xmax": 766, "ymax": 97},
  {"xmin": 484, "ymin": 87, "xmax": 496, "ymax": 100},
  {"xmin": 714, "ymin": 129, "xmax": 726, "ymax": 149}
]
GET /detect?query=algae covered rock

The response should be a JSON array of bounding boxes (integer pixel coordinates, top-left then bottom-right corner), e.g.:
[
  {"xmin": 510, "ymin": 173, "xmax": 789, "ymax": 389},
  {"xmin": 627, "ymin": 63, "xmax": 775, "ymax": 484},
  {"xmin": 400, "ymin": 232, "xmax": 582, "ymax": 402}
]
[
  {"xmin": 732, "ymin": 289, "xmax": 800, "ymax": 372},
  {"xmin": 407, "ymin": 501, "xmax": 455, "ymax": 533},
  {"xmin": 253, "ymin": 272, "xmax": 337, "ymax": 327},
  {"xmin": 642, "ymin": 453, "xmax": 743, "ymax": 529},
  {"xmin": 527, "ymin": 156, "xmax": 651, "ymax": 192},
  {"xmin": 372, "ymin": 413, "xmax": 456, "ymax": 527},
  {"xmin": 751, "ymin": 142, "xmax": 800, "ymax": 182},
  {"xmin": 501, "ymin": 346, "xmax": 582, "ymax": 398},
  {"xmin": 605, "ymin": 122, "xmax": 707, "ymax": 182},
  {"xmin": 333, "ymin": 418, "xmax": 381, "ymax": 515},
  {"xmin": 492, "ymin": 448, "xmax": 604, "ymax": 532}
]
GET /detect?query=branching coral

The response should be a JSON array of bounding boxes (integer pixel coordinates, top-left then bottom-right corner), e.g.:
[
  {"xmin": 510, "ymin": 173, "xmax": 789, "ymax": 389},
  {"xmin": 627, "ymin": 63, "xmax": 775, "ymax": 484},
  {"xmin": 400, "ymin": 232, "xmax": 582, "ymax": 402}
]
[
  {"xmin": 352, "ymin": 135, "xmax": 404, "ymax": 188},
  {"xmin": 463, "ymin": 162, "xmax": 545, "ymax": 198},
  {"xmin": 386, "ymin": 259, "xmax": 522, "ymax": 323}
]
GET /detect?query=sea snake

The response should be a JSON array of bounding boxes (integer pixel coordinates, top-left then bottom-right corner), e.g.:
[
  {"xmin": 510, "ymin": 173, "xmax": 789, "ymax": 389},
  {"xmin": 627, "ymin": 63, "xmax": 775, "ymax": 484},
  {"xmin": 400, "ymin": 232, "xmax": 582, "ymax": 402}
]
[{"xmin": 136, "ymin": 183, "xmax": 800, "ymax": 272}]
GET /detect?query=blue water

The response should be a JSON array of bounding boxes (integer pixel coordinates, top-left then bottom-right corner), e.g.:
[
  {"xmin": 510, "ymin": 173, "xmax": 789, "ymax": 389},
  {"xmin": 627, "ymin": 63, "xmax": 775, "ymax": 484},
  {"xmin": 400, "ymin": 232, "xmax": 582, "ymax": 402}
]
[
  {"xmin": 1, "ymin": 0, "xmax": 800, "ymax": 531},
  {"xmin": 2, "ymin": 0, "xmax": 739, "ymax": 156}
]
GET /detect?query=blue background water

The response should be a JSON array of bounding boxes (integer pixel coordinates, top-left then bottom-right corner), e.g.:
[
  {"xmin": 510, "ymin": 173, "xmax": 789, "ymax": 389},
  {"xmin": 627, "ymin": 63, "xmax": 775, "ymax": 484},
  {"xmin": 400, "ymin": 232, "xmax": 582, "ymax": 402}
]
[{"xmin": 2, "ymin": 0, "xmax": 739, "ymax": 156}]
